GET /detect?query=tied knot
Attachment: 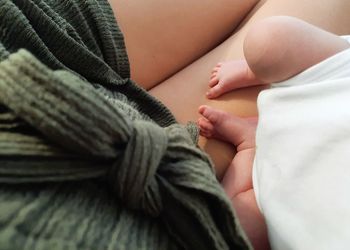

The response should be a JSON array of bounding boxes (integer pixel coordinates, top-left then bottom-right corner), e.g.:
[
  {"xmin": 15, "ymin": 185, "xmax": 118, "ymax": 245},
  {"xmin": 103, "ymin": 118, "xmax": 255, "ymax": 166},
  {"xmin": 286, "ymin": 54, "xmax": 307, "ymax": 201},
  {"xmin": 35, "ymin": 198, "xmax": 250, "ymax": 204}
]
[
  {"xmin": 0, "ymin": 50, "xmax": 208, "ymax": 218},
  {"xmin": 109, "ymin": 120, "xmax": 168, "ymax": 216}
]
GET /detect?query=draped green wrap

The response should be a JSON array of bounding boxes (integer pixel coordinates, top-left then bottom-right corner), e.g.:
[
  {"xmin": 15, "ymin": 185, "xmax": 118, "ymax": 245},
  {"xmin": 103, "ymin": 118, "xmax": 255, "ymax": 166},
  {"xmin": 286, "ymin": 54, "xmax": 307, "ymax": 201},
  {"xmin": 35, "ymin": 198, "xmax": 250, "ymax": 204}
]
[{"xmin": 0, "ymin": 0, "xmax": 251, "ymax": 249}]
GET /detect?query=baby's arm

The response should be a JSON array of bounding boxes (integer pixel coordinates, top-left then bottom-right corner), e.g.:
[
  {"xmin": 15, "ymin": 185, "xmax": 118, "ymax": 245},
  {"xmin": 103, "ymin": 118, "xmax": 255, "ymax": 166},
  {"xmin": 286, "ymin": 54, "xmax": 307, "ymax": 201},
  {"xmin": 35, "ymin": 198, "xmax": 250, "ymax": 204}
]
[{"xmin": 207, "ymin": 16, "xmax": 350, "ymax": 98}]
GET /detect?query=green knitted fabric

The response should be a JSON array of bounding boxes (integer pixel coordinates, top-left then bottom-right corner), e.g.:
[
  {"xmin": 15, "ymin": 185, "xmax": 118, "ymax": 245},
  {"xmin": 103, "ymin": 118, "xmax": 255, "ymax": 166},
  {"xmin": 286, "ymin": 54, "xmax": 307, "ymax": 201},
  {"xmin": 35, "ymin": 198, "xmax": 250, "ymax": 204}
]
[{"xmin": 0, "ymin": 1, "xmax": 251, "ymax": 249}]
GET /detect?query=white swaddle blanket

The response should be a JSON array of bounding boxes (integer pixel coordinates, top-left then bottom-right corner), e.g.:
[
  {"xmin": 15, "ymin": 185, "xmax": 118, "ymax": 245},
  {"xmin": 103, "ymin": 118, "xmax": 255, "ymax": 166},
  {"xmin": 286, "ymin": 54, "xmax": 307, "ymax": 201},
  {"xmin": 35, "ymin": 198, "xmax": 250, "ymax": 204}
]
[{"xmin": 253, "ymin": 36, "xmax": 350, "ymax": 250}]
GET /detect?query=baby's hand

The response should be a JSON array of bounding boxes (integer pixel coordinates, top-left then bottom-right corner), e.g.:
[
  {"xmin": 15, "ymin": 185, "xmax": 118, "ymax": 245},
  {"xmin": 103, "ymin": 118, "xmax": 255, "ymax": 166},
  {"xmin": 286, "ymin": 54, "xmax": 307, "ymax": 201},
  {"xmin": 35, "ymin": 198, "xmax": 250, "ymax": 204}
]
[{"xmin": 207, "ymin": 59, "xmax": 262, "ymax": 99}]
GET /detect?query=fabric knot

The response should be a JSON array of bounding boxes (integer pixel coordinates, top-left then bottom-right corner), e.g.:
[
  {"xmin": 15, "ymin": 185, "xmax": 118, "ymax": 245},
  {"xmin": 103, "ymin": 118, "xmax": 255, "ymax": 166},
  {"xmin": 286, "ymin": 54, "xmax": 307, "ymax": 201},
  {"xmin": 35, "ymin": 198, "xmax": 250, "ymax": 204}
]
[{"xmin": 109, "ymin": 120, "xmax": 168, "ymax": 216}]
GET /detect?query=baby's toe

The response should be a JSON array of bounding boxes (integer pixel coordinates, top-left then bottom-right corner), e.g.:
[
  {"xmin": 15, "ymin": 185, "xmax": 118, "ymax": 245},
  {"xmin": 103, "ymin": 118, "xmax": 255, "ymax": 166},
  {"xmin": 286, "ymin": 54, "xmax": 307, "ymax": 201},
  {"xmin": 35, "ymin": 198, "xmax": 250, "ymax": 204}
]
[
  {"xmin": 210, "ymin": 72, "xmax": 217, "ymax": 80},
  {"xmin": 197, "ymin": 117, "xmax": 214, "ymax": 137},
  {"xmin": 206, "ymin": 82, "xmax": 225, "ymax": 98},
  {"xmin": 216, "ymin": 62, "xmax": 223, "ymax": 67},
  {"xmin": 199, "ymin": 105, "xmax": 224, "ymax": 125},
  {"xmin": 209, "ymin": 76, "xmax": 219, "ymax": 87},
  {"xmin": 211, "ymin": 63, "xmax": 222, "ymax": 73}
]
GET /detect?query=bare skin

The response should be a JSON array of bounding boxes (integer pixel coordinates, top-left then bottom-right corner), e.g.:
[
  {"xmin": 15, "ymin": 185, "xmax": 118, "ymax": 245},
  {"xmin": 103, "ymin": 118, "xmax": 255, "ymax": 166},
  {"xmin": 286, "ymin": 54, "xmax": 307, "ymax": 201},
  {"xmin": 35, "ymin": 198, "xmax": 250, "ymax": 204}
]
[
  {"xmin": 198, "ymin": 16, "xmax": 350, "ymax": 249},
  {"xmin": 207, "ymin": 60, "xmax": 262, "ymax": 99},
  {"xmin": 107, "ymin": 0, "xmax": 350, "ymax": 248},
  {"xmin": 108, "ymin": 0, "xmax": 259, "ymax": 88},
  {"xmin": 207, "ymin": 16, "xmax": 350, "ymax": 99},
  {"xmin": 198, "ymin": 105, "xmax": 268, "ymax": 249},
  {"xmin": 108, "ymin": 0, "xmax": 350, "ymax": 180},
  {"xmin": 148, "ymin": 0, "xmax": 350, "ymax": 179}
]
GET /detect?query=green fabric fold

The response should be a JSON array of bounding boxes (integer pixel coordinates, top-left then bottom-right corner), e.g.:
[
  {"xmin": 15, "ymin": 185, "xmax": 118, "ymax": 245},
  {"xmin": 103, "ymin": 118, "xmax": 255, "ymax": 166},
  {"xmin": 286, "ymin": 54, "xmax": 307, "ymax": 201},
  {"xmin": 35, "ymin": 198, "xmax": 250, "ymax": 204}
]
[{"xmin": 0, "ymin": 0, "xmax": 251, "ymax": 249}]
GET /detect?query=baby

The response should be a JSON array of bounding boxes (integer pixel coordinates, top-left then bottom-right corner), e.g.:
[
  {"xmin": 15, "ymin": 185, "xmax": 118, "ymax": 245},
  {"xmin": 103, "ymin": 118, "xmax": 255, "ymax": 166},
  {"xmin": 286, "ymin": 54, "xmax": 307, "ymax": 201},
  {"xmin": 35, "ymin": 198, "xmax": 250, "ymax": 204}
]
[{"xmin": 198, "ymin": 16, "xmax": 350, "ymax": 249}]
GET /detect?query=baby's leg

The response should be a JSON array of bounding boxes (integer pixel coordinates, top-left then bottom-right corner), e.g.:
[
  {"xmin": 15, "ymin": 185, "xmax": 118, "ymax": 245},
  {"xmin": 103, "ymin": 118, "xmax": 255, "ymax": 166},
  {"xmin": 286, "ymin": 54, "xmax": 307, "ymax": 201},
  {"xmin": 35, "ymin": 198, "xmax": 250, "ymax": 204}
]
[
  {"xmin": 244, "ymin": 16, "xmax": 350, "ymax": 83},
  {"xmin": 198, "ymin": 105, "xmax": 269, "ymax": 249},
  {"xmin": 198, "ymin": 105, "xmax": 257, "ymax": 195},
  {"xmin": 206, "ymin": 16, "xmax": 349, "ymax": 98}
]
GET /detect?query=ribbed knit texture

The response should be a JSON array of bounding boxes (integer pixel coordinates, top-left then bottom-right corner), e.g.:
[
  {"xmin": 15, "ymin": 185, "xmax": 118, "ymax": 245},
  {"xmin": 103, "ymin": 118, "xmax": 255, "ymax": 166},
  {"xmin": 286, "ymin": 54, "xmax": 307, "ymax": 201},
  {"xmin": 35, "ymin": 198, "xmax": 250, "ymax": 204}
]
[{"xmin": 0, "ymin": 1, "xmax": 251, "ymax": 249}]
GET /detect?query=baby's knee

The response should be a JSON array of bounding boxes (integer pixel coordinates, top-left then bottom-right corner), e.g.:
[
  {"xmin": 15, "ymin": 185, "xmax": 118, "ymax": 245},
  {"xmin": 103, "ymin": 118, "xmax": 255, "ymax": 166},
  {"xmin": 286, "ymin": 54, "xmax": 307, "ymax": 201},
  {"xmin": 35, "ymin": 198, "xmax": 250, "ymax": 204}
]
[{"xmin": 243, "ymin": 16, "xmax": 301, "ymax": 82}]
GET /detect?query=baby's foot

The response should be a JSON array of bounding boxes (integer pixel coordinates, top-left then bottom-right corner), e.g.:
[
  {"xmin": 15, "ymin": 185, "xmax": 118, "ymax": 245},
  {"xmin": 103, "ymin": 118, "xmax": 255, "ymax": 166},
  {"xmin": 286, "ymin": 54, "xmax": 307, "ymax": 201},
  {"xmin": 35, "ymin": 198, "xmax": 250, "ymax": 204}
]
[
  {"xmin": 207, "ymin": 59, "xmax": 261, "ymax": 99},
  {"xmin": 198, "ymin": 105, "xmax": 257, "ymax": 150}
]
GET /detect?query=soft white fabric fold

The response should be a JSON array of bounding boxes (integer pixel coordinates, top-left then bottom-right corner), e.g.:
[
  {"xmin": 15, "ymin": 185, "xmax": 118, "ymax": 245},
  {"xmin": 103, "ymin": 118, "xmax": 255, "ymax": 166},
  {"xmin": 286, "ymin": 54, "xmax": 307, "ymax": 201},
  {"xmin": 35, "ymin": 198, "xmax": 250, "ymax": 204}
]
[{"xmin": 253, "ymin": 36, "xmax": 350, "ymax": 250}]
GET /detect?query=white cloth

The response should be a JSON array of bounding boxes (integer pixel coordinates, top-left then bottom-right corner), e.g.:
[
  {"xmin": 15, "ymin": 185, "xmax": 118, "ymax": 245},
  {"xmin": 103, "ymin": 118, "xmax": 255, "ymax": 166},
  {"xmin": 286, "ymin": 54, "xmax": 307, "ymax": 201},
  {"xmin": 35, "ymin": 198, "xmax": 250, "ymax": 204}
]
[{"xmin": 253, "ymin": 36, "xmax": 350, "ymax": 250}]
